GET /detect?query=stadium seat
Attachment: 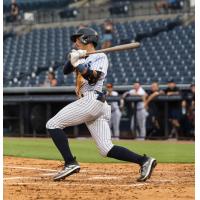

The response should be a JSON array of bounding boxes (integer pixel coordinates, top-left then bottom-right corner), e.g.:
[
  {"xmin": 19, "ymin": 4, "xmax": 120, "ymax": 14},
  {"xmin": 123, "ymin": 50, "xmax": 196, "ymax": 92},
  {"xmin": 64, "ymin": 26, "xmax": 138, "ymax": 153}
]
[{"xmin": 3, "ymin": 18, "xmax": 195, "ymax": 86}]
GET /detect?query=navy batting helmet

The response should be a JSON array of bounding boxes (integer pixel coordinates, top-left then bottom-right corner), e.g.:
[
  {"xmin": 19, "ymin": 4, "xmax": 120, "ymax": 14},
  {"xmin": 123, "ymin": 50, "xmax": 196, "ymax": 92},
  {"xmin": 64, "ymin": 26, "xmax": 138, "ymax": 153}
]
[{"xmin": 70, "ymin": 27, "xmax": 99, "ymax": 47}]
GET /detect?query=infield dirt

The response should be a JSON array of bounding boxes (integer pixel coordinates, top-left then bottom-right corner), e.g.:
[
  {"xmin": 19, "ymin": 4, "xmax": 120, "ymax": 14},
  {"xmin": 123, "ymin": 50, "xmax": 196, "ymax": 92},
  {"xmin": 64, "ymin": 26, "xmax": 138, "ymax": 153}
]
[{"xmin": 4, "ymin": 156, "xmax": 194, "ymax": 200}]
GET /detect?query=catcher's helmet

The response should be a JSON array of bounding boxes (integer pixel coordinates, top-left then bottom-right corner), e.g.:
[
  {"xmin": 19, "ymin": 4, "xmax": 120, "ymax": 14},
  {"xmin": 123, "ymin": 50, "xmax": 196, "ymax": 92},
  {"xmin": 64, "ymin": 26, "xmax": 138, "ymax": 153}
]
[{"xmin": 71, "ymin": 27, "xmax": 99, "ymax": 47}]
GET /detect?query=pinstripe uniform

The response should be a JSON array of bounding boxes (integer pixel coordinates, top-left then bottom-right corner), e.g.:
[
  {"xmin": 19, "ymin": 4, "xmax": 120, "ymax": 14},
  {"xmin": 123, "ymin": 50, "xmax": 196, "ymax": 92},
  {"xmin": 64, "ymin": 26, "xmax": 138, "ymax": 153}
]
[
  {"xmin": 107, "ymin": 90, "xmax": 122, "ymax": 138},
  {"xmin": 46, "ymin": 27, "xmax": 157, "ymax": 182},
  {"xmin": 46, "ymin": 53, "xmax": 114, "ymax": 156},
  {"xmin": 128, "ymin": 87, "xmax": 148, "ymax": 138}
]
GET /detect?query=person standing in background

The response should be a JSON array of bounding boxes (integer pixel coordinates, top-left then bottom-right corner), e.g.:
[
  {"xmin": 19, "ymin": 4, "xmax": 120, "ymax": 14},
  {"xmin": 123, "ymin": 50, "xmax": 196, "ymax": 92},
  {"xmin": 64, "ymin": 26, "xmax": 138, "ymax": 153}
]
[
  {"xmin": 144, "ymin": 82, "xmax": 164, "ymax": 138},
  {"xmin": 180, "ymin": 83, "xmax": 195, "ymax": 138},
  {"xmin": 165, "ymin": 79, "xmax": 181, "ymax": 138},
  {"xmin": 122, "ymin": 82, "xmax": 148, "ymax": 139},
  {"xmin": 106, "ymin": 83, "xmax": 122, "ymax": 138}
]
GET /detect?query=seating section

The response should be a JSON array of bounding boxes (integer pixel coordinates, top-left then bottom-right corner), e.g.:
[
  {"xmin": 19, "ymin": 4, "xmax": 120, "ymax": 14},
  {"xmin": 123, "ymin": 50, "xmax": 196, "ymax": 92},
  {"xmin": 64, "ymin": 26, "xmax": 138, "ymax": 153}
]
[
  {"xmin": 3, "ymin": 0, "xmax": 72, "ymax": 12},
  {"xmin": 3, "ymin": 18, "xmax": 195, "ymax": 87}
]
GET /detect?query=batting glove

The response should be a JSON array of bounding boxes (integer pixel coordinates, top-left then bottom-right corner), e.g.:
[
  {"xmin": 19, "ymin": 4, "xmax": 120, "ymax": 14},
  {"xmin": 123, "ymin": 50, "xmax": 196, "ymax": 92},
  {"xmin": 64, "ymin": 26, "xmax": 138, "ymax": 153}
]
[
  {"xmin": 68, "ymin": 49, "xmax": 87, "ymax": 59},
  {"xmin": 70, "ymin": 54, "xmax": 81, "ymax": 67},
  {"xmin": 77, "ymin": 49, "xmax": 87, "ymax": 57},
  {"xmin": 68, "ymin": 49, "xmax": 87, "ymax": 67},
  {"xmin": 68, "ymin": 49, "xmax": 78, "ymax": 60}
]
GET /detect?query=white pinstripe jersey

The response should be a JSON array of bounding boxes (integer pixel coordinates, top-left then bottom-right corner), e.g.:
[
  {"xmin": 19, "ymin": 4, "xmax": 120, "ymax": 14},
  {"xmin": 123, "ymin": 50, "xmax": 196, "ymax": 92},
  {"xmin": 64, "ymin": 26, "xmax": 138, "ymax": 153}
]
[{"xmin": 78, "ymin": 53, "xmax": 108, "ymax": 95}]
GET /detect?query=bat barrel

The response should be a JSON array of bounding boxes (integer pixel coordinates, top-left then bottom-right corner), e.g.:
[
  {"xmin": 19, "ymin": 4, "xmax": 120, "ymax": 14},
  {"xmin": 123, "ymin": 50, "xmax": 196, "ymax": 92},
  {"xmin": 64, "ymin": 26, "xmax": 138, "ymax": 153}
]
[{"xmin": 86, "ymin": 42, "xmax": 140, "ymax": 55}]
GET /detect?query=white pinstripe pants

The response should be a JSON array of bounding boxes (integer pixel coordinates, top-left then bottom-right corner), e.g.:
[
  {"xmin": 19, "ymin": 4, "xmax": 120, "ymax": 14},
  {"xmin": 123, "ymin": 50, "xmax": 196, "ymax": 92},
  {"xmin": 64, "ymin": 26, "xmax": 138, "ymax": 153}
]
[
  {"xmin": 131, "ymin": 108, "xmax": 148, "ymax": 138},
  {"xmin": 109, "ymin": 109, "xmax": 122, "ymax": 137},
  {"xmin": 46, "ymin": 91, "xmax": 114, "ymax": 156}
]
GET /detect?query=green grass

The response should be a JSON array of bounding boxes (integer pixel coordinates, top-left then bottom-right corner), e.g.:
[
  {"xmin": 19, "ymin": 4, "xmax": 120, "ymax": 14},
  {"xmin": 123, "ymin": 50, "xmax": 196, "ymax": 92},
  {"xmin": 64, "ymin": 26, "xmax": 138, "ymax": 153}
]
[{"xmin": 3, "ymin": 137, "xmax": 195, "ymax": 163}]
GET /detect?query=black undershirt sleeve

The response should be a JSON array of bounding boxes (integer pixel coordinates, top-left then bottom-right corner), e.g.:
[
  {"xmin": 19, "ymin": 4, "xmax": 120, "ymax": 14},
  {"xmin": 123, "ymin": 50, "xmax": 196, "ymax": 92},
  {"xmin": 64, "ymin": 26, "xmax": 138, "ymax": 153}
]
[{"xmin": 63, "ymin": 61, "xmax": 75, "ymax": 75}]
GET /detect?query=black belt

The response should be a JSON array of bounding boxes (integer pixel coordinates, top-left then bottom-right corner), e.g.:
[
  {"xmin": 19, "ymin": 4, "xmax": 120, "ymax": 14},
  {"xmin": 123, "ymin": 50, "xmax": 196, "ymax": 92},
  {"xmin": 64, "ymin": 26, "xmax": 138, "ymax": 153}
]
[
  {"xmin": 136, "ymin": 108, "xmax": 145, "ymax": 111},
  {"xmin": 81, "ymin": 90, "xmax": 106, "ymax": 103},
  {"xmin": 96, "ymin": 91, "xmax": 106, "ymax": 103}
]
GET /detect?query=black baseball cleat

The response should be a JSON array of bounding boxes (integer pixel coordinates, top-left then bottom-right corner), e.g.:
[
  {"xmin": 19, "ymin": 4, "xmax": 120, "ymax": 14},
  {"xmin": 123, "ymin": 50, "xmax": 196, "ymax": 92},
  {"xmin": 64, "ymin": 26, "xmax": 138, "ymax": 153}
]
[
  {"xmin": 137, "ymin": 155, "xmax": 157, "ymax": 182},
  {"xmin": 53, "ymin": 160, "xmax": 80, "ymax": 181}
]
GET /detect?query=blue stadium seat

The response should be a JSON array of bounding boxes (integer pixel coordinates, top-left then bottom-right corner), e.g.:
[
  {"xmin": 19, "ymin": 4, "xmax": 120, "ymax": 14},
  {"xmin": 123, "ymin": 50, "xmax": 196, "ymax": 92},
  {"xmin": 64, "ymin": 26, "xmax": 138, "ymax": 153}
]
[{"xmin": 3, "ymin": 18, "xmax": 195, "ymax": 87}]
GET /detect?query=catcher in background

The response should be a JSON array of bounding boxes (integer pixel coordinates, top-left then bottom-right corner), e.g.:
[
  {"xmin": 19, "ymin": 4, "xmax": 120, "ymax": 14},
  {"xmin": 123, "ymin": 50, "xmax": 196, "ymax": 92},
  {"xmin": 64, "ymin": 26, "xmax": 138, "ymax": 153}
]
[
  {"xmin": 46, "ymin": 27, "xmax": 157, "ymax": 182},
  {"xmin": 106, "ymin": 83, "xmax": 122, "ymax": 138}
]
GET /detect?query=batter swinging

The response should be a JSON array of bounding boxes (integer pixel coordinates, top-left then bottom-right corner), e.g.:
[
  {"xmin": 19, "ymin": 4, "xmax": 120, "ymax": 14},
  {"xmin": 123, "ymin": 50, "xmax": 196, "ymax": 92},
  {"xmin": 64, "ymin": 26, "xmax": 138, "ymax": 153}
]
[{"xmin": 46, "ymin": 27, "xmax": 157, "ymax": 182}]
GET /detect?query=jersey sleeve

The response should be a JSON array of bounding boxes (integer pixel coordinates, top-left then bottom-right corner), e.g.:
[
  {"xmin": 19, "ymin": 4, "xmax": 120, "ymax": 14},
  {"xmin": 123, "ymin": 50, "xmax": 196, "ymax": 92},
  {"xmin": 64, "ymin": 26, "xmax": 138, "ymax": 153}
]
[
  {"xmin": 128, "ymin": 89, "xmax": 135, "ymax": 95},
  {"xmin": 90, "ymin": 54, "xmax": 108, "ymax": 74},
  {"xmin": 112, "ymin": 91, "xmax": 119, "ymax": 96}
]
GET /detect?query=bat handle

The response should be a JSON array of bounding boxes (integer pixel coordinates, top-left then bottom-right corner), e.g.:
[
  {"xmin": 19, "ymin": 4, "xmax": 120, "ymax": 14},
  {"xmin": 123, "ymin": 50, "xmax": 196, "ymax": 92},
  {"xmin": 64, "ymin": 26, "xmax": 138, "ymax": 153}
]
[{"xmin": 86, "ymin": 51, "xmax": 96, "ymax": 56}]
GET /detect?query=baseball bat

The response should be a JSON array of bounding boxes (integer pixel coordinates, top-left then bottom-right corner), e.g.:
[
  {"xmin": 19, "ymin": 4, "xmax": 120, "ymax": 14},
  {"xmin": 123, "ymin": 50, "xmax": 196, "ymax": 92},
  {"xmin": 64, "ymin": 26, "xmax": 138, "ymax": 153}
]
[{"xmin": 86, "ymin": 42, "xmax": 140, "ymax": 55}]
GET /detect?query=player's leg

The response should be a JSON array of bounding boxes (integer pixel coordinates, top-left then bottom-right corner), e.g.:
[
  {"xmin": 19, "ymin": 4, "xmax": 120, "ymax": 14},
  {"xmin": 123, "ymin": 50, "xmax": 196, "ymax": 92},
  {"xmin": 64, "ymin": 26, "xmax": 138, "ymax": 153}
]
[
  {"xmin": 137, "ymin": 109, "xmax": 147, "ymax": 139},
  {"xmin": 86, "ymin": 103, "xmax": 157, "ymax": 181},
  {"xmin": 46, "ymin": 96, "xmax": 104, "ymax": 180},
  {"xmin": 112, "ymin": 110, "xmax": 121, "ymax": 138},
  {"xmin": 109, "ymin": 112, "xmax": 113, "ymax": 136},
  {"xmin": 47, "ymin": 96, "xmax": 104, "ymax": 129},
  {"xmin": 87, "ymin": 117, "xmax": 146, "ymax": 163},
  {"xmin": 130, "ymin": 114, "xmax": 135, "ymax": 132},
  {"xmin": 131, "ymin": 112, "xmax": 140, "ymax": 138}
]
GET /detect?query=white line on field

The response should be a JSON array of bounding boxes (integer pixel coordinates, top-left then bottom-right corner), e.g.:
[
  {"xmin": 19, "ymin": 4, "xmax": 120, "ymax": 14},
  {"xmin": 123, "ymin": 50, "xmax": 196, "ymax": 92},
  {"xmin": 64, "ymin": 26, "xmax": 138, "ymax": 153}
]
[
  {"xmin": 4, "ymin": 182, "xmax": 43, "ymax": 185},
  {"xmin": 3, "ymin": 182, "xmax": 148, "ymax": 187},
  {"xmin": 3, "ymin": 173, "xmax": 56, "ymax": 180},
  {"xmin": 4, "ymin": 176, "xmax": 41, "ymax": 180},
  {"xmin": 4, "ymin": 165, "xmax": 57, "ymax": 172},
  {"xmin": 3, "ymin": 173, "xmax": 175, "ymax": 186},
  {"xmin": 67, "ymin": 182, "xmax": 149, "ymax": 187},
  {"xmin": 40, "ymin": 173, "xmax": 56, "ymax": 176},
  {"xmin": 156, "ymin": 170, "xmax": 194, "ymax": 174},
  {"xmin": 88, "ymin": 175, "xmax": 119, "ymax": 180},
  {"xmin": 80, "ymin": 169, "xmax": 194, "ymax": 174},
  {"xmin": 151, "ymin": 179, "xmax": 175, "ymax": 183},
  {"xmin": 4, "ymin": 166, "xmax": 194, "ymax": 175}
]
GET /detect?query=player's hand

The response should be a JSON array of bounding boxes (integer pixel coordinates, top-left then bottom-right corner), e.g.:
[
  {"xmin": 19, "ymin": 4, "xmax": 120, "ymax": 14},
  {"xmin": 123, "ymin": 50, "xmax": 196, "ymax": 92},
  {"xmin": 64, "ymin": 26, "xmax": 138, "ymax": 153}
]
[
  {"xmin": 68, "ymin": 49, "xmax": 79, "ymax": 60},
  {"xmin": 77, "ymin": 50, "xmax": 87, "ymax": 57},
  {"xmin": 69, "ymin": 50, "xmax": 81, "ymax": 67},
  {"xmin": 68, "ymin": 49, "xmax": 87, "ymax": 67},
  {"xmin": 68, "ymin": 49, "xmax": 87, "ymax": 59}
]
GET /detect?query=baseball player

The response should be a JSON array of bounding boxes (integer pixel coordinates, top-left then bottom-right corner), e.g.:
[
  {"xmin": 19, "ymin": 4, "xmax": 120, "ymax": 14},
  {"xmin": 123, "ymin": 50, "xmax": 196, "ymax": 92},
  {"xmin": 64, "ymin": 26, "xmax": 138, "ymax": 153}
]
[
  {"xmin": 122, "ymin": 82, "xmax": 148, "ymax": 139},
  {"xmin": 106, "ymin": 83, "xmax": 122, "ymax": 138},
  {"xmin": 46, "ymin": 27, "xmax": 156, "ymax": 182}
]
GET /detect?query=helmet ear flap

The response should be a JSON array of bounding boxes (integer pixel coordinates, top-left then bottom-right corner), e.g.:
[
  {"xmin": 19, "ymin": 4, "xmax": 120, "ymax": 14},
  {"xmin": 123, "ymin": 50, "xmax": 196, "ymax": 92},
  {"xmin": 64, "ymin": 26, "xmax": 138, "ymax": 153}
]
[
  {"xmin": 79, "ymin": 35, "xmax": 88, "ymax": 45},
  {"xmin": 79, "ymin": 34, "xmax": 98, "ymax": 47}
]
